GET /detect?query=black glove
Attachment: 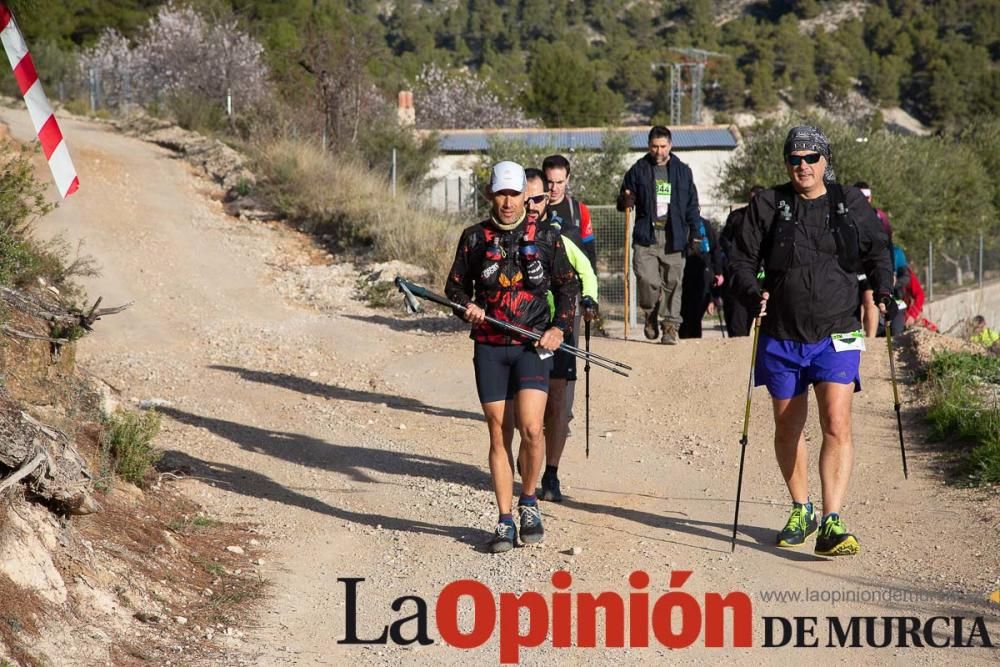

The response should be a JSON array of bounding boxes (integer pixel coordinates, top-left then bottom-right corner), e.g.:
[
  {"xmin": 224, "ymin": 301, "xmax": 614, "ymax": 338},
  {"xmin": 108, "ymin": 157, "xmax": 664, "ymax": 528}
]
[
  {"xmin": 877, "ymin": 290, "xmax": 899, "ymax": 321},
  {"xmin": 581, "ymin": 295, "xmax": 599, "ymax": 320},
  {"xmin": 617, "ymin": 190, "xmax": 635, "ymax": 211},
  {"xmin": 687, "ymin": 236, "xmax": 704, "ymax": 256}
]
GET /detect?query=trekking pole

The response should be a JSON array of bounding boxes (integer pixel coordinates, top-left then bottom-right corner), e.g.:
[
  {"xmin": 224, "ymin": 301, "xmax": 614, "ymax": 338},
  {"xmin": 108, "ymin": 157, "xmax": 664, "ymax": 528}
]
[
  {"xmin": 585, "ymin": 318, "xmax": 591, "ymax": 458},
  {"xmin": 623, "ymin": 207, "xmax": 632, "ymax": 340},
  {"xmin": 731, "ymin": 316, "xmax": 761, "ymax": 552},
  {"xmin": 885, "ymin": 331, "xmax": 909, "ymax": 479},
  {"xmin": 717, "ymin": 302, "xmax": 726, "ymax": 338},
  {"xmin": 395, "ymin": 277, "xmax": 631, "ymax": 376},
  {"xmin": 400, "ymin": 278, "xmax": 630, "ymax": 369}
]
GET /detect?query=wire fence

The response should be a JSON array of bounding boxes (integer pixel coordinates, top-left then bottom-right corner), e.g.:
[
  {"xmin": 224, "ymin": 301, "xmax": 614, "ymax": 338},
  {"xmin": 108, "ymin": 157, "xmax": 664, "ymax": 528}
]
[
  {"xmin": 590, "ymin": 204, "xmax": 731, "ymax": 337},
  {"xmin": 420, "ymin": 175, "xmax": 480, "ymax": 214},
  {"xmin": 916, "ymin": 236, "xmax": 1000, "ymax": 303}
]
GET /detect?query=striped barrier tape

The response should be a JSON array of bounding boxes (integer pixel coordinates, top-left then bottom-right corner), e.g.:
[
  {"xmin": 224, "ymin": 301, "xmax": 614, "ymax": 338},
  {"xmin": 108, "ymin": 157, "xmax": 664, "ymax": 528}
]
[{"xmin": 0, "ymin": 3, "xmax": 79, "ymax": 198}]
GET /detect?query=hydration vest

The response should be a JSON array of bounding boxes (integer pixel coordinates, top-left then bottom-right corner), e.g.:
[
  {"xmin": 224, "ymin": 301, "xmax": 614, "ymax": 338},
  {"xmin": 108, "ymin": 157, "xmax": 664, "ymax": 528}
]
[{"xmin": 764, "ymin": 183, "xmax": 861, "ymax": 277}]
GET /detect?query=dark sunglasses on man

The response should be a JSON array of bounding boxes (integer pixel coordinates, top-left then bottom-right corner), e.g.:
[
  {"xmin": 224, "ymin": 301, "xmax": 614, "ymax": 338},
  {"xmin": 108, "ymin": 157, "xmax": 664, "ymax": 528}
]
[
  {"xmin": 786, "ymin": 153, "xmax": 823, "ymax": 166},
  {"xmin": 526, "ymin": 194, "xmax": 548, "ymax": 205}
]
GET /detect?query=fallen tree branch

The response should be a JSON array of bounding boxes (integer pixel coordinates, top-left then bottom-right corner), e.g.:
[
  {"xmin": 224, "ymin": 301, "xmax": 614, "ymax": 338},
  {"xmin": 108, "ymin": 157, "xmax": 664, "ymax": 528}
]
[
  {"xmin": 0, "ymin": 286, "xmax": 132, "ymax": 332},
  {"xmin": 0, "ymin": 452, "xmax": 46, "ymax": 494},
  {"xmin": 1, "ymin": 324, "xmax": 69, "ymax": 343},
  {"xmin": 0, "ymin": 395, "xmax": 95, "ymax": 512}
]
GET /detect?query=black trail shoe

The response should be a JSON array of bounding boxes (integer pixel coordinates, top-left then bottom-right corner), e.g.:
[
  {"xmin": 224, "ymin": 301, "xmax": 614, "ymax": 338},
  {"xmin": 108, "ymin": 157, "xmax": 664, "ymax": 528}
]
[{"xmin": 540, "ymin": 472, "xmax": 564, "ymax": 502}]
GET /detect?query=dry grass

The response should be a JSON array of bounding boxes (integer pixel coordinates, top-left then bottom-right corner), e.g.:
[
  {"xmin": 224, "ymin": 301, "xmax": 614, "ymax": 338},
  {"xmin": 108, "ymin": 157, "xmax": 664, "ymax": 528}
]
[
  {"xmin": 252, "ymin": 138, "xmax": 462, "ymax": 280},
  {"xmin": 0, "ymin": 571, "xmax": 46, "ymax": 666}
]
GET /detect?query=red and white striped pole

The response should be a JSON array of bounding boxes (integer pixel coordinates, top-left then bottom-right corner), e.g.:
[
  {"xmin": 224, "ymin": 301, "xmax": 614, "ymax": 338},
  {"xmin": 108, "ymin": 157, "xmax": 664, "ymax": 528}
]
[{"xmin": 0, "ymin": 3, "xmax": 78, "ymax": 198}]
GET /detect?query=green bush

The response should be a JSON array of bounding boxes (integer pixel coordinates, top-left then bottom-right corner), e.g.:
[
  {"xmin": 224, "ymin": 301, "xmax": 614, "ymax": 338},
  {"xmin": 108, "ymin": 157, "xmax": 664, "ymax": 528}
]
[
  {"xmin": 103, "ymin": 410, "xmax": 163, "ymax": 487},
  {"xmin": 922, "ymin": 351, "xmax": 1000, "ymax": 485}
]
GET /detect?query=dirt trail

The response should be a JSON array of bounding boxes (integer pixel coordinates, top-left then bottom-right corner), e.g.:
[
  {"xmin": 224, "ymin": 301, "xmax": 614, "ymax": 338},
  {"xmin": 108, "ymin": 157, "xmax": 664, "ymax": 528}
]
[{"xmin": 2, "ymin": 109, "xmax": 997, "ymax": 666}]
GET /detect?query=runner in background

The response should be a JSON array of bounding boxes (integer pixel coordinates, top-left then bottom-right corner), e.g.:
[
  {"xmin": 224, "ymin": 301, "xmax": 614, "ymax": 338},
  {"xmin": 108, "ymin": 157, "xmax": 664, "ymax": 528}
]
[
  {"xmin": 522, "ymin": 168, "xmax": 599, "ymax": 502},
  {"xmin": 543, "ymin": 155, "xmax": 596, "ymax": 436}
]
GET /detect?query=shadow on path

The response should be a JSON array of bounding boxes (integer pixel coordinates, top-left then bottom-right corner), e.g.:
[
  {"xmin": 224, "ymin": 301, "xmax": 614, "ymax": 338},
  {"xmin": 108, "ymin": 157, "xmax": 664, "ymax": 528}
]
[
  {"xmin": 159, "ymin": 450, "xmax": 485, "ymax": 548},
  {"xmin": 158, "ymin": 406, "xmax": 490, "ymax": 489},
  {"xmin": 343, "ymin": 313, "xmax": 467, "ymax": 334},
  {"xmin": 209, "ymin": 365, "xmax": 482, "ymax": 422},
  {"xmin": 561, "ymin": 495, "xmax": 826, "ymax": 562}
]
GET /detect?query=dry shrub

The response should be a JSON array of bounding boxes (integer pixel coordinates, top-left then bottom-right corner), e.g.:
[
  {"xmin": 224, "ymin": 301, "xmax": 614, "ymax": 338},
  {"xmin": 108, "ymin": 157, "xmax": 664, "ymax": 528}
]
[{"xmin": 252, "ymin": 137, "xmax": 461, "ymax": 280}]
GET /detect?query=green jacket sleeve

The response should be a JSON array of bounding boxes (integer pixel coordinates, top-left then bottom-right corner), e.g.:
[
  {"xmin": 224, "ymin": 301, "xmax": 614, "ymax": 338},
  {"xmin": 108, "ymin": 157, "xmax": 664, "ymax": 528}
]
[
  {"xmin": 546, "ymin": 230, "xmax": 599, "ymax": 318},
  {"xmin": 562, "ymin": 234, "xmax": 599, "ymax": 301}
]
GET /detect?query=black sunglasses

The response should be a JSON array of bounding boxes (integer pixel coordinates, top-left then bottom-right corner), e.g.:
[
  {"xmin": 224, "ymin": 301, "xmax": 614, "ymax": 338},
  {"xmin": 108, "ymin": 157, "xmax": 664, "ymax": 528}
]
[
  {"xmin": 786, "ymin": 153, "xmax": 823, "ymax": 166},
  {"xmin": 526, "ymin": 194, "xmax": 548, "ymax": 204}
]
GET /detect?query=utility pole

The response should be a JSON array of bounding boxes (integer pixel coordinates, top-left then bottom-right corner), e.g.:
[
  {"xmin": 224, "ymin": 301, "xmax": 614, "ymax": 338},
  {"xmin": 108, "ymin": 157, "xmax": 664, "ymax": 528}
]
[{"xmin": 652, "ymin": 48, "xmax": 728, "ymax": 125}]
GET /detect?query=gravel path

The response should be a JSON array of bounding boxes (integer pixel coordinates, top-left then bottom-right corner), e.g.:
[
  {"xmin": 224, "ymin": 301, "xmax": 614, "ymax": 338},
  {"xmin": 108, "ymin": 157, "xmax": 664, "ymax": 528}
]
[{"xmin": 3, "ymin": 109, "xmax": 997, "ymax": 666}]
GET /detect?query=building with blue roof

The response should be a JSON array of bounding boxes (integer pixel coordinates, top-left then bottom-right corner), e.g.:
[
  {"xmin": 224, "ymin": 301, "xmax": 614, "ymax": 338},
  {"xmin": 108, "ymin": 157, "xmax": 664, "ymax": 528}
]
[{"xmin": 423, "ymin": 125, "xmax": 742, "ymax": 216}]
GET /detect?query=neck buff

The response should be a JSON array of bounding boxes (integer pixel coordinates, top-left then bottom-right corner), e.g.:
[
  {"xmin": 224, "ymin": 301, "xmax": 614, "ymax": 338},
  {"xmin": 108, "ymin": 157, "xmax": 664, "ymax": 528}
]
[{"xmin": 490, "ymin": 209, "xmax": 526, "ymax": 231}]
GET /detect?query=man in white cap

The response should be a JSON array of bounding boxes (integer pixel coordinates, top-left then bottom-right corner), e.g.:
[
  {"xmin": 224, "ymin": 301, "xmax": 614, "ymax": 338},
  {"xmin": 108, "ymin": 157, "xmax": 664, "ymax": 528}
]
[{"xmin": 445, "ymin": 161, "xmax": 579, "ymax": 553}]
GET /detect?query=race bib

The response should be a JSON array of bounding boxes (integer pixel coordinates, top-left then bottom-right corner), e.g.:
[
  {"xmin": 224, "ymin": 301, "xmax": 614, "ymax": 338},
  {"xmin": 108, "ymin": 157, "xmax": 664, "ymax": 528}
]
[
  {"xmin": 831, "ymin": 330, "xmax": 866, "ymax": 352},
  {"xmin": 656, "ymin": 180, "xmax": 671, "ymax": 218}
]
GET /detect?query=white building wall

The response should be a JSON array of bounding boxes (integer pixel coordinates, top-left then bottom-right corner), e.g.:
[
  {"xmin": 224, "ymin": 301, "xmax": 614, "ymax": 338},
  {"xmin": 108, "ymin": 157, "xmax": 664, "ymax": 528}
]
[{"xmin": 426, "ymin": 148, "xmax": 741, "ymax": 217}]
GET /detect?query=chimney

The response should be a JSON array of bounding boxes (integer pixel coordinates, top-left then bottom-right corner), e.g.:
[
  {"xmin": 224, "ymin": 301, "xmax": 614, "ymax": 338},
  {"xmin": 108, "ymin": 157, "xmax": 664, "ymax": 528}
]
[{"xmin": 398, "ymin": 90, "xmax": 415, "ymax": 127}]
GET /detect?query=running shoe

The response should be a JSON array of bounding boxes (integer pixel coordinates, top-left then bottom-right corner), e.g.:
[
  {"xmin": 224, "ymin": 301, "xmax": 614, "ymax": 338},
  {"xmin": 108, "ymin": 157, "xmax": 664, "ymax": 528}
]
[
  {"xmin": 518, "ymin": 503, "xmax": 544, "ymax": 544},
  {"xmin": 814, "ymin": 514, "xmax": 860, "ymax": 556},
  {"xmin": 776, "ymin": 502, "xmax": 818, "ymax": 547},
  {"xmin": 540, "ymin": 472, "xmax": 563, "ymax": 502},
  {"xmin": 489, "ymin": 520, "xmax": 516, "ymax": 554}
]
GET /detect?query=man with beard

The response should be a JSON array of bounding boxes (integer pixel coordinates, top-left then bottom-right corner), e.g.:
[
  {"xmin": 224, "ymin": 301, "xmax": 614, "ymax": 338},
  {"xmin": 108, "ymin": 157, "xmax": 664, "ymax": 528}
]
[{"xmin": 521, "ymin": 167, "xmax": 598, "ymax": 502}]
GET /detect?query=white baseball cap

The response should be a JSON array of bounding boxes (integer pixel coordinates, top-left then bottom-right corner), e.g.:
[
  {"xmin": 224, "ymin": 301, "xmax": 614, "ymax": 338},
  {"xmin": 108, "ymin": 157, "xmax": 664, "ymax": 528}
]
[{"xmin": 489, "ymin": 161, "xmax": 526, "ymax": 194}]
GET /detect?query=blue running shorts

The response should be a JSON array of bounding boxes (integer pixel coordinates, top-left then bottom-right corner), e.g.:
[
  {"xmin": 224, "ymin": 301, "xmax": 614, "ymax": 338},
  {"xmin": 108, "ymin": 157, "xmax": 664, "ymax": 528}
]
[{"xmin": 754, "ymin": 333, "xmax": 861, "ymax": 400}]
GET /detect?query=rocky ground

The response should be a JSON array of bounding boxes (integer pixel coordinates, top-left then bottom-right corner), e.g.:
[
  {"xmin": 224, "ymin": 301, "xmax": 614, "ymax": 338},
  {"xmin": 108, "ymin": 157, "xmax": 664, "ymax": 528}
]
[{"xmin": 0, "ymin": 108, "xmax": 997, "ymax": 666}]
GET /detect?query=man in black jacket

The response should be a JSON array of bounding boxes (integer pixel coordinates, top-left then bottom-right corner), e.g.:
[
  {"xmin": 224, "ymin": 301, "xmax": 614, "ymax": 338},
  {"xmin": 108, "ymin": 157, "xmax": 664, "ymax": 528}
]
[
  {"xmin": 617, "ymin": 126, "xmax": 701, "ymax": 345},
  {"xmin": 729, "ymin": 126, "xmax": 894, "ymax": 558},
  {"xmin": 679, "ymin": 217, "xmax": 724, "ymax": 339},
  {"xmin": 719, "ymin": 185, "xmax": 764, "ymax": 337}
]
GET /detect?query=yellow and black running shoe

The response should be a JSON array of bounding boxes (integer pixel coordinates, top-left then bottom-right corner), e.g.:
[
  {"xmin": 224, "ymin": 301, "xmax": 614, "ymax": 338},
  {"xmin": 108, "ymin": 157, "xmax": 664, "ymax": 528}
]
[
  {"xmin": 814, "ymin": 514, "xmax": 860, "ymax": 556},
  {"xmin": 776, "ymin": 502, "xmax": 818, "ymax": 547}
]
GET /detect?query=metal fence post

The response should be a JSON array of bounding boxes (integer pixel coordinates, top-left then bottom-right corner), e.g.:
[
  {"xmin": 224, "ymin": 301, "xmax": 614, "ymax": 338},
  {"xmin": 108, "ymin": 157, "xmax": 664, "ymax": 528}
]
[
  {"xmin": 391, "ymin": 148, "xmax": 397, "ymax": 199},
  {"xmin": 979, "ymin": 233, "xmax": 984, "ymax": 293},
  {"xmin": 928, "ymin": 241, "xmax": 934, "ymax": 303},
  {"xmin": 89, "ymin": 68, "xmax": 97, "ymax": 112}
]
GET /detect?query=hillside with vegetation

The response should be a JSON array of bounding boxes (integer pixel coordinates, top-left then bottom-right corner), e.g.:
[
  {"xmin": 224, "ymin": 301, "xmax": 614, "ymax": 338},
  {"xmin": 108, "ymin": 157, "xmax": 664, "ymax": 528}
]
[
  {"xmin": 7, "ymin": 0, "xmax": 999, "ymax": 133},
  {"xmin": 2, "ymin": 1, "xmax": 997, "ymax": 278}
]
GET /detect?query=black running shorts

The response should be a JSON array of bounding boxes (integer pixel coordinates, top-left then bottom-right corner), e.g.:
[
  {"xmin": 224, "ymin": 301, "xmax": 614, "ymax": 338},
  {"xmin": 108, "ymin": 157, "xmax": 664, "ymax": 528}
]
[
  {"xmin": 473, "ymin": 342, "xmax": 552, "ymax": 403},
  {"xmin": 550, "ymin": 329, "xmax": 577, "ymax": 381}
]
